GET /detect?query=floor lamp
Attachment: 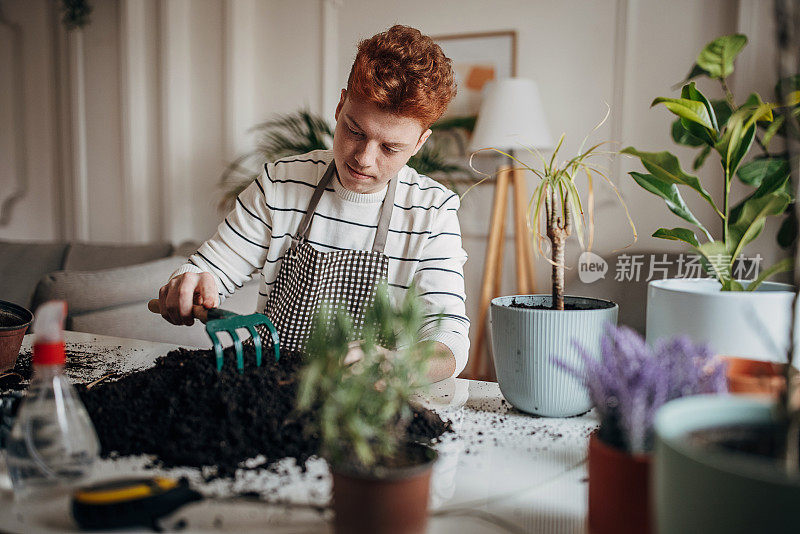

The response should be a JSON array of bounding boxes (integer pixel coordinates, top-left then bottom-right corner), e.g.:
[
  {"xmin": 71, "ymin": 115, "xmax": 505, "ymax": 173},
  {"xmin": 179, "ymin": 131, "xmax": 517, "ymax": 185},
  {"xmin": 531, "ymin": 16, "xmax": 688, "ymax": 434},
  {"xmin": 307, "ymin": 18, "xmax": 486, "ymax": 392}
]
[{"xmin": 467, "ymin": 78, "xmax": 553, "ymax": 381}]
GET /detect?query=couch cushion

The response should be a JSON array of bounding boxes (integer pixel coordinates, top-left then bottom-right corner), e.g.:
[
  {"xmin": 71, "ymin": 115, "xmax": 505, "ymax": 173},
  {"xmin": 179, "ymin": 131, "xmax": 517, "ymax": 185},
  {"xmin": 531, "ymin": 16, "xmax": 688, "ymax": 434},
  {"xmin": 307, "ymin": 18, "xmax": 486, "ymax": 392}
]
[
  {"xmin": 0, "ymin": 240, "xmax": 68, "ymax": 308},
  {"xmin": 32, "ymin": 256, "xmax": 188, "ymax": 315},
  {"xmin": 63, "ymin": 242, "xmax": 173, "ymax": 271}
]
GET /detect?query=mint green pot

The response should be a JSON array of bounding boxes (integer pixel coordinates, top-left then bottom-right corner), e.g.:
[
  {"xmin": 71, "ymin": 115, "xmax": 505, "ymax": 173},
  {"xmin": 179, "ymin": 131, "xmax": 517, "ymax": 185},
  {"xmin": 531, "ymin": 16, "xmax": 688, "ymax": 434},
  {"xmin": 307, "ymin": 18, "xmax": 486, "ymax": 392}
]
[
  {"xmin": 654, "ymin": 395, "xmax": 800, "ymax": 534},
  {"xmin": 489, "ymin": 295, "xmax": 618, "ymax": 417}
]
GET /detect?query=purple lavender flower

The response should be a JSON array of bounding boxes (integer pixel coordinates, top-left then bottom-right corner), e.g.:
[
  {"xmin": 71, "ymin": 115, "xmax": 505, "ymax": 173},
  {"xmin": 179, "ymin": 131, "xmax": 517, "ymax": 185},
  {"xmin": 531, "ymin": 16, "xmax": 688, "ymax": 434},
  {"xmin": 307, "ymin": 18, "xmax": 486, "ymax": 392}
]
[{"xmin": 558, "ymin": 324, "xmax": 727, "ymax": 454}]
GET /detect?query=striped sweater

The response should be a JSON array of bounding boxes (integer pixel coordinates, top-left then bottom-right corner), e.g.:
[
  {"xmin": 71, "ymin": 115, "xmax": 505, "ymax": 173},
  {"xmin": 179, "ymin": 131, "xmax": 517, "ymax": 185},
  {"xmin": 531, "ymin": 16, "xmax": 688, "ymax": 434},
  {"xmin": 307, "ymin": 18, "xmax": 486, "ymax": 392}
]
[{"xmin": 172, "ymin": 150, "xmax": 470, "ymax": 377}]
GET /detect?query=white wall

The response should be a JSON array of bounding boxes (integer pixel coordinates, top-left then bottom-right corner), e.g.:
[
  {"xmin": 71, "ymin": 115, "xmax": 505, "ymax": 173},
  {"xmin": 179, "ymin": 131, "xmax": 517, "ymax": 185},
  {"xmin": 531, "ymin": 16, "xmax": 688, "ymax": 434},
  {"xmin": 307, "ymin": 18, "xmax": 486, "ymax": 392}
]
[{"xmin": 0, "ymin": 0, "xmax": 788, "ymax": 374}]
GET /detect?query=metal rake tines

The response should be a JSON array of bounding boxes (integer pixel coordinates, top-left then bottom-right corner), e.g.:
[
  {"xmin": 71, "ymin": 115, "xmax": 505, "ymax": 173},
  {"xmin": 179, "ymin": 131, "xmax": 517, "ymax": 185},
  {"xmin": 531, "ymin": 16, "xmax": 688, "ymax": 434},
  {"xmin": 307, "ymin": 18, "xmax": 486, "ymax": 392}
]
[{"xmin": 204, "ymin": 309, "xmax": 280, "ymax": 372}]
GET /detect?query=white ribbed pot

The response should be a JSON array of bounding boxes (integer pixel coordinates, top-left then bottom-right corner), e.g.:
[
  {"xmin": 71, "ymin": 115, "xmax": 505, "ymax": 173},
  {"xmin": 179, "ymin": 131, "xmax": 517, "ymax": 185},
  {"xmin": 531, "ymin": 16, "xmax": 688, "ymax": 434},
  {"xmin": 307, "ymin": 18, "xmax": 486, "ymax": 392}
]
[
  {"xmin": 646, "ymin": 278, "xmax": 795, "ymax": 362},
  {"xmin": 654, "ymin": 395, "xmax": 800, "ymax": 534},
  {"xmin": 489, "ymin": 295, "xmax": 618, "ymax": 417}
]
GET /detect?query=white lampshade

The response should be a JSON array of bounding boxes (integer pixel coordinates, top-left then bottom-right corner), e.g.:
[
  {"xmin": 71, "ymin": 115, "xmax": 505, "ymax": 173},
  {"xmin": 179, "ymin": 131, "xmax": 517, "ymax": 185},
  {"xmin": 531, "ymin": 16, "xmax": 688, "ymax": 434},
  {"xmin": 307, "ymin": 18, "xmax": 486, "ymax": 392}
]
[{"xmin": 469, "ymin": 78, "xmax": 553, "ymax": 152}]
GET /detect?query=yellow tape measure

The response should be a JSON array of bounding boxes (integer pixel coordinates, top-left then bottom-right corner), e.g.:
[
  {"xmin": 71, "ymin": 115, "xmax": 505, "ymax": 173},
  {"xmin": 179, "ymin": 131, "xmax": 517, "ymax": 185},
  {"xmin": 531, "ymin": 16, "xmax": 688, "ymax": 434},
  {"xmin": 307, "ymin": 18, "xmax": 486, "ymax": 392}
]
[{"xmin": 72, "ymin": 477, "xmax": 202, "ymax": 531}]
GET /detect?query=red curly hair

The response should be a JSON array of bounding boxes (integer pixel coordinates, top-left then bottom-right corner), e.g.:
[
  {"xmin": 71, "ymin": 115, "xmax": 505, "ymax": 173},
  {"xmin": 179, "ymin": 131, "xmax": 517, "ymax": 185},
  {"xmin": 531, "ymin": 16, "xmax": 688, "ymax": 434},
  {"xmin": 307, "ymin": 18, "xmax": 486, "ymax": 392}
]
[{"xmin": 346, "ymin": 25, "xmax": 457, "ymax": 128}]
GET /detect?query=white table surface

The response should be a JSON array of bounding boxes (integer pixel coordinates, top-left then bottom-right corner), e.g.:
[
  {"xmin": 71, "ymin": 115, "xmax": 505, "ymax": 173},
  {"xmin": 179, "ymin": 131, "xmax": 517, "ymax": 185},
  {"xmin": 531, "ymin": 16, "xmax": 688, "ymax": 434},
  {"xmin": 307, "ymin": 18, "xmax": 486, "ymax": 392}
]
[{"xmin": 1, "ymin": 332, "xmax": 597, "ymax": 533}]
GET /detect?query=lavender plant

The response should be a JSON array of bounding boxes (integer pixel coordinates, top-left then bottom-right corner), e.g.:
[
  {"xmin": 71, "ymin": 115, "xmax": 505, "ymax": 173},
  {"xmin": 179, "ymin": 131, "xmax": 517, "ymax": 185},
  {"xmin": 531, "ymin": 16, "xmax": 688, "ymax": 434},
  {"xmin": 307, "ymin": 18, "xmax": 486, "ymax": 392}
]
[{"xmin": 561, "ymin": 325, "xmax": 727, "ymax": 454}]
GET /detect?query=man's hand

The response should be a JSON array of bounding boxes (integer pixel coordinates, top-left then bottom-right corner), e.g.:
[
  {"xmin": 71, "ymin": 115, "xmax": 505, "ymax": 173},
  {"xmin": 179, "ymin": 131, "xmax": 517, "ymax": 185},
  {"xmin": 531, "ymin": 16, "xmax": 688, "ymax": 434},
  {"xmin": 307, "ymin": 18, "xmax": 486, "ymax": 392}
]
[
  {"xmin": 343, "ymin": 340, "xmax": 456, "ymax": 383},
  {"xmin": 157, "ymin": 272, "xmax": 219, "ymax": 326}
]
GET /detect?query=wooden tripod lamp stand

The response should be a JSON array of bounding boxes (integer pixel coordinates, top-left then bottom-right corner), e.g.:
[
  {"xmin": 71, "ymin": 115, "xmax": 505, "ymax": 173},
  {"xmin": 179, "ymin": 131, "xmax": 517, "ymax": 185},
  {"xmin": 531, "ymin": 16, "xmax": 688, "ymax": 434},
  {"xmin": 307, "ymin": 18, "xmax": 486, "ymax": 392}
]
[{"xmin": 466, "ymin": 78, "xmax": 553, "ymax": 380}]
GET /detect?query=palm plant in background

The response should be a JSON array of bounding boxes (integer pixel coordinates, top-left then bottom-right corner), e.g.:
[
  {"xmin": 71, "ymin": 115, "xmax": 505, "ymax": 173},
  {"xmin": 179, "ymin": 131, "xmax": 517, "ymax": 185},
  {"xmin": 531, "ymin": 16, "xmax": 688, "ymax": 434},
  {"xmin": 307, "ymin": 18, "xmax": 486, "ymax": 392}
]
[
  {"xmin": 218, "ymin": 110, "xmax": 474, "ymax": 213},
  {"xmin": 622, "ymin": 34, "xmax": 800, "ymax": 291}
]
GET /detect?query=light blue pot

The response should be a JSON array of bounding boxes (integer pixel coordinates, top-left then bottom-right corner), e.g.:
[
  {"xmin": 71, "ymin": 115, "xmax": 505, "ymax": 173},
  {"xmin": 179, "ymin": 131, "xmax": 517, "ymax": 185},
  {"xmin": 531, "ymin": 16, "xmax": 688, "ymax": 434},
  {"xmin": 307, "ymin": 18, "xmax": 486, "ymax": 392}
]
[
  {"xmin": 654, "ymin": 395, "xmax": 800, "ymax": 534},
  {"xmin": 489, "ymin": 295, "xmax": 618, "ymax": 417}
]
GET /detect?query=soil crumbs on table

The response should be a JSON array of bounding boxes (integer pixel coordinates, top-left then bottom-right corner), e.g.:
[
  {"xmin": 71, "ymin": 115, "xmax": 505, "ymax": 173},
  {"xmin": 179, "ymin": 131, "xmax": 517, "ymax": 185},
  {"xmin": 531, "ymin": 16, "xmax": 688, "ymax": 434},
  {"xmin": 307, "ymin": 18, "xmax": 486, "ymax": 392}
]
[
  {"xmin": 1, "ymin": 344, "xmax": 124, "ymax": 394},
  {"xmin": 77, "ymin": 345, "xmax": 451, "ymax": 479}
]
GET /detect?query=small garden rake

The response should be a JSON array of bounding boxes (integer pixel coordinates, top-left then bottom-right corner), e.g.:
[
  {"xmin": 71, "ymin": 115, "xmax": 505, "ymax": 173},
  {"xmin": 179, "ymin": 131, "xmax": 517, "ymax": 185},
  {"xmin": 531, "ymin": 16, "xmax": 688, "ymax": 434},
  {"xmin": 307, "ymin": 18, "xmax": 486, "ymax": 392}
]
[{"xmin": 148, "ymin": 300, "xmax": 279, "ymax": 372}]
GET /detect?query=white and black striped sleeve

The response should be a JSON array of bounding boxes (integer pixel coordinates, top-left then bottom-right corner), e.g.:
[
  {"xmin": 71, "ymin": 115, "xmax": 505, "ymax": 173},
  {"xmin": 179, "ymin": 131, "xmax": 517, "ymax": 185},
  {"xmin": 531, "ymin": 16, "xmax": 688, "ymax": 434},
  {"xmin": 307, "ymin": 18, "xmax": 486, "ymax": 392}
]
[
  {"xmin": 412, "ymin": 193, "xmax": 470, "ymax": 377},
  {"xmin": 171, "ymin": 167, "xmax": 275, "ymax": 301}
]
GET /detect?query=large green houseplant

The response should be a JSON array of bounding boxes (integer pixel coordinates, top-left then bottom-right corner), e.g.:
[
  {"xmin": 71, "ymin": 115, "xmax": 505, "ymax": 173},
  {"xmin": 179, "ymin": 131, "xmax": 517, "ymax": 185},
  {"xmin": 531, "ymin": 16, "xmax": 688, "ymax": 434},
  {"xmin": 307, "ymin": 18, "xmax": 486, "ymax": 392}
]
[
  {"xmin": 624, "ymin": 34, "xmax": 798, "ymax": 362},
  {"xmin": 470, "ymin": 112, "xmax": 636, "ymax": 417},
  {"xmin": 297, "ymin": 284, "xmax": 439, "ymax": 534},
  {"xmin": 647, "ymin": 19, "xmax": 800, "ymax": 533}
]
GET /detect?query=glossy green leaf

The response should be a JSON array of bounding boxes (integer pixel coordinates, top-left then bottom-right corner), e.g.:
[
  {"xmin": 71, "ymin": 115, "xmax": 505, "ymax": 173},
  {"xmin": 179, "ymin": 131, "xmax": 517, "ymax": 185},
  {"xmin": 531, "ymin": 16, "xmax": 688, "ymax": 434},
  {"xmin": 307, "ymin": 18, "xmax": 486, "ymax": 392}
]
[
  {"xmin": 671, "ymin": 119, "xmax": 705, "ymax": 147},
  {"xmin": 728, "ymin": 192, "xmax": 792, "ymax": 259},
  {"xmin": 745, "ymin": 257, "xmax": 794, "ymax": 291},
  {"xmin": 736, "ymin": 158, "xmax": 790, "ymax": 188},
  {"xmin": 651, "ymin": 97, "xmax": 715, "ymax": 133},
  {"xmin": 711, "ymin": 99, "xmax": 734, "ymax": 129},
  {"xmin": 629, "ymin": 172, "xmax": 712, "ymax": 240},
  {"xmin": 762, "ymin": 115, "xmax": 785, "ymax": 150},
  {"xmin": 681, "ymin": 82, "xmax": 718, "ymax": 131},
  {"xmin": 695, "ymin": 241, "xmax": 734, "ymax": 288},
  {"xmin": 652, "ymin": 227, "xmax": 700, "ymax": 248},
  {"xmin": 778, "ymin": 211, "xmax": 797, "ymax": 249},
  {"xmin": 696, "ymin": 34, "xmax": 748, "ymax": 79},
  {"xmin": 622, "ymin": 148, "xmax": 718, "ymax": 213}
]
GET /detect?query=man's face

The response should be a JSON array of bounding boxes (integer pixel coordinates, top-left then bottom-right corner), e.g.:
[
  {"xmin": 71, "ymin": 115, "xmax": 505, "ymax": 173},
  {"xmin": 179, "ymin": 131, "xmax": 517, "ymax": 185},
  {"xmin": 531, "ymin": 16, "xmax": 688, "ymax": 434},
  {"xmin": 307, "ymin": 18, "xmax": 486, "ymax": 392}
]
[{"xmin": 333, "ymin": 90, "xmax": 431, "ymax": 194}]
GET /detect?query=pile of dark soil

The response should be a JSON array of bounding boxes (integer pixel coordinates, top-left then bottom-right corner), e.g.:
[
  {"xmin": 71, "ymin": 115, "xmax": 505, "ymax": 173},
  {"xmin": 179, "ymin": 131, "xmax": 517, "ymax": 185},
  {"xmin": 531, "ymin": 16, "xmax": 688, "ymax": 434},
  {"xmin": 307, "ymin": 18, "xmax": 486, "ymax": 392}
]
[{"xmin": 78, "ymin": 346, "xmax": 451, "ymax": 479}]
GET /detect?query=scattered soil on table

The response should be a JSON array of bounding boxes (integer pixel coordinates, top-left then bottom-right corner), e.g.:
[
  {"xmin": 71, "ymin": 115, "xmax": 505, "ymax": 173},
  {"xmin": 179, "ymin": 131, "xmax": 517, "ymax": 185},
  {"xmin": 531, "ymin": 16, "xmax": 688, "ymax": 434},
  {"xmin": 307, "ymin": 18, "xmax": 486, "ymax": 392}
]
[
  {"xmin": 77, "ymin": 345, "xmax": 451, "ymax": 479},
  {"xmin": 0, "ymin": 345, "xmax": 124, "ymax": 394}
]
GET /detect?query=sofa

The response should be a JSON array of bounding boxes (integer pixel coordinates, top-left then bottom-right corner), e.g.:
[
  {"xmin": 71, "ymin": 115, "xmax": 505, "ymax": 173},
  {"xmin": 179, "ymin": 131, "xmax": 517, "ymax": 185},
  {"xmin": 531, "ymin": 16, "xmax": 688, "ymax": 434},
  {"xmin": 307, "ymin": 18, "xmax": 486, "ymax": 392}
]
[{"xmin": 0, "ymin": 239, "xmax": 259, "ymax": 348}]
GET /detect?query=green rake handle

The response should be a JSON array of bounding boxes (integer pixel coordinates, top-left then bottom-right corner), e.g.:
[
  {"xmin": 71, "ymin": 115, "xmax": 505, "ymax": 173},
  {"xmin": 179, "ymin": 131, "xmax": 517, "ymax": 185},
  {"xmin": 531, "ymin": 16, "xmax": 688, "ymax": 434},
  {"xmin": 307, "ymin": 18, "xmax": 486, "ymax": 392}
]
[{"xmin": 148, "ymin": 300, "xmax": 280, "ymax": 372}]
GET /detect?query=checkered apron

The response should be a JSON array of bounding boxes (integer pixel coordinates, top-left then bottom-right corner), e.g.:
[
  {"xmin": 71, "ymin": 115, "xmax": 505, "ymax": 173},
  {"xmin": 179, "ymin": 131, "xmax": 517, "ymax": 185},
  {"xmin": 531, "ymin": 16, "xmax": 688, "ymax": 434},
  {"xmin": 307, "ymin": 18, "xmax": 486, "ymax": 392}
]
[{"xmin": 260, "ymin": 161, "xmax": 398, "ymax": 353}]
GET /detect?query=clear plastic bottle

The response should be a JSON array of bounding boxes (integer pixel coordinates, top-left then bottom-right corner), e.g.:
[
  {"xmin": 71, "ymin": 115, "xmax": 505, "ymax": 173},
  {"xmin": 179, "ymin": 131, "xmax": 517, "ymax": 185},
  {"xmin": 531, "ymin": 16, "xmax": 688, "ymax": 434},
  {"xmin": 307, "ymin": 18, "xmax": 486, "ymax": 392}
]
[{"xmin": 5, "ymin": 301, "xmax": 100, "ymax": 501}]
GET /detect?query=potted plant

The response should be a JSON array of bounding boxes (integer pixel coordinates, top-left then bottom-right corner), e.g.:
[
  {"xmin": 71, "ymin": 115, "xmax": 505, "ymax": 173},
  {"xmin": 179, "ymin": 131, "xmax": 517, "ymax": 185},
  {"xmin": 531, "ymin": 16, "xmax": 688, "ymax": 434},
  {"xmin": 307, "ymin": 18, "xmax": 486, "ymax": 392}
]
[
  {"xmin": 651, "ymin": 15, "xmax": 800, "ymax": 533},
  {"xmin": 560, "ymin": 324, "xmax": 727, "ymax": 534},
  {"xmin": 621, "ymin": 33, "xmax": 797, "ymax": 363},
  {"xmin": 472, "ymin": 112, "xmax": 636, "ymax": 417},
  {"xmin": 297, "ymin": 284, "xmax": 439, "ymax": 534}
]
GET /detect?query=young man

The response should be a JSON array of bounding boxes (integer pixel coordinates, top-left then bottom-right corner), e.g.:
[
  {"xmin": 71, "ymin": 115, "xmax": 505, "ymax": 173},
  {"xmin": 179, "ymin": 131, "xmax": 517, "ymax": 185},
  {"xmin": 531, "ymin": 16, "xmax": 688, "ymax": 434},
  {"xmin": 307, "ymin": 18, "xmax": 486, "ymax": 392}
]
[{"xmin": 157, "ymin": 25, "xmax": 469, "ymax": 381}]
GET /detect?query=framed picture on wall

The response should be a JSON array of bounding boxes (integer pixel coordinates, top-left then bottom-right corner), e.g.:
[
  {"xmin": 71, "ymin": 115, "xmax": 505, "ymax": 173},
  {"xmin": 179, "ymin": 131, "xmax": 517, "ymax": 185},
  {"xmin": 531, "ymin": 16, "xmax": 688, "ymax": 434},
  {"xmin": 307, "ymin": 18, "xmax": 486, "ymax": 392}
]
[
  {"xmin": 426, "ymin": 31, "xmax": 517, "ymax": 178},
  {"xmin": 433, "ymin": 30, "xmax": 517, "ymax": 120}
]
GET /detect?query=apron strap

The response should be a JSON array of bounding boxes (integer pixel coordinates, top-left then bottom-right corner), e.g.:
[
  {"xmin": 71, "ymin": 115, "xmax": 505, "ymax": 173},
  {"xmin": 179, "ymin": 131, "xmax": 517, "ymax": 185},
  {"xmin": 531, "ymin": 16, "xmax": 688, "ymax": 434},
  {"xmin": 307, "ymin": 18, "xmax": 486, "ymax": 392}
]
[
  {"xmin": 291, "ymin": 159, "xmax": 397, "ymax": 254},
  {"xmin": 291, "ymin": 161, "xmax": 338, "ymax": 249},
  {"xmin": 371, "ymin": 173, "xmax": 397, "ymax": 254}
]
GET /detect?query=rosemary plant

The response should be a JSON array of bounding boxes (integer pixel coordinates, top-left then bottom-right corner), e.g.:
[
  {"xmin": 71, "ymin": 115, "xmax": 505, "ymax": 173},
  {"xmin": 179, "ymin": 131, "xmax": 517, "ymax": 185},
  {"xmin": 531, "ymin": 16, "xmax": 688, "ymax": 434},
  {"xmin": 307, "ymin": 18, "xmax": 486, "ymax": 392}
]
[{"xmin": 296, "ymin": 284, "xmax": 437, "ymax": 472}]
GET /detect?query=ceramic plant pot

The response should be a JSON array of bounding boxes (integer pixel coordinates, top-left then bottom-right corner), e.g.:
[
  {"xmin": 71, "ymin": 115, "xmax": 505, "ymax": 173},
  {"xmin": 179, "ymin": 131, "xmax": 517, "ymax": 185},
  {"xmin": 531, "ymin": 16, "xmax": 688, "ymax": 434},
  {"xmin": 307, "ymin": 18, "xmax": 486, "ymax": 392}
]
[
  {"xmin": 722, "ymin": 356, "xmax": 786, "ymax": 397},
  {"xmin": 646, "ymin": 278, "xmax": 795, "ymax": 362},
  {"xmin": 331, "ymin": 443, "xmax": 437, "ymax": 534},
  {"xmin": 588, "ymin": 432, "xmax": 652, "ymax": 534},
  {"xmin": 489, "ymin": 295, "xmax": 618, "ymax": 417},
  {"xmin": 654, "ymin": 395, "xmax": 800, "ymax": 534},
  {"xmin": 0, "ymin": 300, "xmax": 33, "ymax": 372}
]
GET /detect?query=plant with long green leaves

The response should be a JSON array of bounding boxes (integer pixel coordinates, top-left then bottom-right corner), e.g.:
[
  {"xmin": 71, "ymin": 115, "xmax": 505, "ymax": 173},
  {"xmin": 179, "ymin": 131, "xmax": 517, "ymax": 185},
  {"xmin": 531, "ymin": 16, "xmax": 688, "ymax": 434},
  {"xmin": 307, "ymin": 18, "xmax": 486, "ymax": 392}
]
[
  {"xmin": 622, "ymin": 34, "xmax": 797, "ymax": 291},
  {"xmin": 296, "ymin": 284, "xmax": 437, "ymax": 472},
  {"xmin": 218, "ymin": 109, "xmax": 474, "ymax": 213},
  {"xmin": 469, "ymin": 109, "xmax": 637, "ymax": 311}
]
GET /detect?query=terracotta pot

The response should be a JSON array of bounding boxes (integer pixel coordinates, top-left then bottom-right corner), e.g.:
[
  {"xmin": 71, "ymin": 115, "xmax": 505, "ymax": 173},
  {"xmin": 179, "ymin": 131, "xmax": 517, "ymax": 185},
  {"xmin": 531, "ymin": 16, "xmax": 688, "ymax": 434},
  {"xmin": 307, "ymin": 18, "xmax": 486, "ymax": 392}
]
[
  {"xmin": 588, "ymin": 432, "xmax": 652, "ymax": 534},
  {"xmin": 0, "ymin": 300, "xmax": 33, "ymax": 372},
  {"xmin": 331, "ymin": 443, "xmax": 437, "ymax": 534},
  {"xmin": 722, "ymin": 356, "xmax": 786, "ymax": 397}
]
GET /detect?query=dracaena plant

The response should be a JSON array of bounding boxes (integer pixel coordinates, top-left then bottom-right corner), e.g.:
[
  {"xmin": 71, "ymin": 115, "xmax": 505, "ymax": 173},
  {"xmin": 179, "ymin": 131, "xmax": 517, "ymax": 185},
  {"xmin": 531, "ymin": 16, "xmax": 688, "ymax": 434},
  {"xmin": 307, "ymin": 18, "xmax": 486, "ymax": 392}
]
[
  {"xmin": 296, "ymin": 284, "xmax": 436, "ymax": 472},
  {"xmin": 622, "ymin": 34, "xmax": 798, "ymax": 291},
  {"xmin": 470, "ymin": 109, "xmax": 636, "ymax": 310}
]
